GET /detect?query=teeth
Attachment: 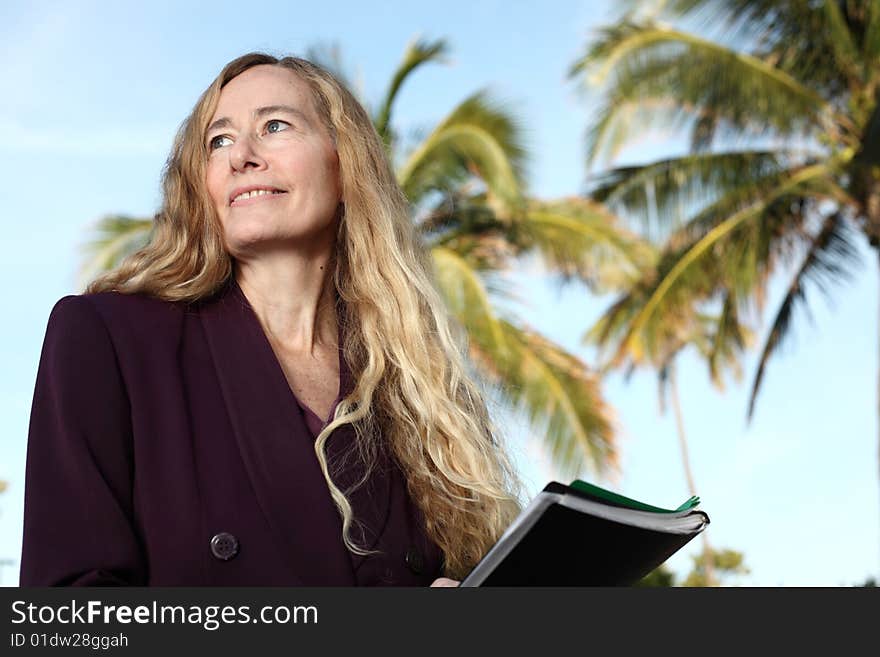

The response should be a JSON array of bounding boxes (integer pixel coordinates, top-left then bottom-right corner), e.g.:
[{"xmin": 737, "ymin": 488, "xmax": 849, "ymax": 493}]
[{"xmin": 232, "ymin": 189, "xmax": 283, "ymax": 203}]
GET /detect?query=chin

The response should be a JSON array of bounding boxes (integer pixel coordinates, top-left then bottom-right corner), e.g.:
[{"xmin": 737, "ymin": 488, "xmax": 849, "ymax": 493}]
[
  {"xmin": 222, "ymin": 223, "xmax": 282, "ymax": 256},
  {"xmin": 220, "ymin": 211, "xmax": 339, "ymax": 257},
  {"xmin": 224, "ymin": 230, "xmax": 332, "ymax": 260}
]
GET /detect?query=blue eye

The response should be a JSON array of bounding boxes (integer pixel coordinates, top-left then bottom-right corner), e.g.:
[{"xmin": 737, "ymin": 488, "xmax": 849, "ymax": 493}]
[
  {"xmin": 208, "ymin": 135, "xmax": 231, "ymax": 150},
  {"xmin": 266, "ymin": 119, "xmax": 290, "ymax": 134}
]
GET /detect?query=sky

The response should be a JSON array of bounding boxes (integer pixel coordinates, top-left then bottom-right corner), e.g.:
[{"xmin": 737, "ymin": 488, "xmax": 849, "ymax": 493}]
[{"xmin": 0, "ymin": 0, "xmax": 877, "ymax": 587}]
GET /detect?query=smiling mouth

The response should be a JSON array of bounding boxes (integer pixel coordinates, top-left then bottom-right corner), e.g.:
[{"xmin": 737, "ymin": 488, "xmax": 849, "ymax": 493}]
[{"xmin": 230, "ymin": 189, "xmax": 287, "ymax": 205}]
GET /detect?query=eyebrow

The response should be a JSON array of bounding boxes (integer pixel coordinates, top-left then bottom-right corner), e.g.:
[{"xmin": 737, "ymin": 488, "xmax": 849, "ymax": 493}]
[{"xmin": 205, "ymin": 105, "xmax": 311, "ymax": 138}]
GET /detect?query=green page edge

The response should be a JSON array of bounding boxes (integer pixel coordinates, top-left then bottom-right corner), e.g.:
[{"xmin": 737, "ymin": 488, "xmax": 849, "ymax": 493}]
[{"xmin": 569, "ymin": 479, "xmax": 700, "ymax": 514}]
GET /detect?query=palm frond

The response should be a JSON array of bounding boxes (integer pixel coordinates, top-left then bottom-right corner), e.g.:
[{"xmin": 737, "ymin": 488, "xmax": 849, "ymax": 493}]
[
  {"xmin": 515, "ymin": 197, "xmax": 656, "ymax": 290},
  {"xmin": 420, "ymin": 194, "xmax": 532, "ymax": 278},
  {"xmin": 664, "ymin": 185, "xmax": 824, "ymax": 310},
  {"xmin": 866, "ymin": 0, "xmax": 880, "ymax": 61},
  {"xmin": 588, "ymin": 274, "xmax": 752, "ymax": 408},
  {"xmin": 432, "ymin": 245, "xmax": 616, "ymax": 475},
  {"xmin": 820, "ymin": 0, "xmax": 862, "ymax": 78},
  {"xmin": 854, "ymin": 96, "xmax": 880, "ymax": 169},
  {"xmin": 702, "ymin": 290, "xmax": 752, "ymax": 391},
  {"xmin": 669, "ymin": 163, "xmax": 850, "ymax": 253},
  {"xmin": 680, "ymin": 0, "xmax": 870, "ymax": 96},
  {"xmin": 747, "ymin": 211, "xmax": 862, "ymax": 420},
  {"xmin": 570, "ymin": 20, "xmax": 833, "ymax": 162},
  {"xmin": 304, "ymin": 42, "xmax": 363, "ymax": 100},
  {"xmin": 488, "ymin": 319, "xmax": 617, "ymax": 477},
  {"xmin": 398, "ymin": 91, "xmax": 526, "ymax": 214},
  {"xmin": 585, "ymin": 260, "xmax": 708, "ymax": 375},
  {"xmin": 609, "ymin": 162, "xmax": 835, "ymax": 365},
  {"xmin": 374, "ymin": 38, "xmax": 449, "ymax": 145},
  {"xmin": 78, "ymin": 215, "xmax": 154, "ymax": 289},
  {"xmin": 585, "ymin": 291, "xmax": 645, "ymax": 371},
  {"xmin": 431, "ymin": 246, "xmax": 509, "ymax": 356},
  {"xmin": 582, "ymin": 92, "xmax": 712, "ymax": 168},
  {"xmin": 589, "ymin": 149, "xmax": 804, "ymax": 231}
]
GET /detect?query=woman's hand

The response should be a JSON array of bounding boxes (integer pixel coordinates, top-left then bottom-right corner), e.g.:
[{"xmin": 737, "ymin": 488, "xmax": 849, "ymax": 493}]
[{"xmin": 430, "ymin": 577, "xmax": 460, "ymax": 587}]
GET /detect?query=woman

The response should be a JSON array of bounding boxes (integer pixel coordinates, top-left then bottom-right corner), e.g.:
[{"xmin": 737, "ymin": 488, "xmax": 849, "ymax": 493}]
[{"xmin": 19, "ymin": 53, "xmax": 523, "ymax": 586}]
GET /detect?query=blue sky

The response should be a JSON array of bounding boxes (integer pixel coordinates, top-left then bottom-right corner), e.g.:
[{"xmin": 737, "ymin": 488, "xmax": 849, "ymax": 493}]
[{"xmin": 1, "ymin": 0, "xmax": 877, "ymax": 586}]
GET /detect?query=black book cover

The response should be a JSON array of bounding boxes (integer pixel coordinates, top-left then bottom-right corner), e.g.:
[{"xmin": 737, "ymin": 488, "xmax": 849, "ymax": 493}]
[{"xmin": 460, "ymin": 481, "xmax": 710, "ymax": 586}]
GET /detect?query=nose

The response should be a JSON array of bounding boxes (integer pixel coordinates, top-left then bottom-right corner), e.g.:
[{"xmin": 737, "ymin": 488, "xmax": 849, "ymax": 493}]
[{"xmin": 228, "ymin": 133, "xmax": 267, "ymax": 172}]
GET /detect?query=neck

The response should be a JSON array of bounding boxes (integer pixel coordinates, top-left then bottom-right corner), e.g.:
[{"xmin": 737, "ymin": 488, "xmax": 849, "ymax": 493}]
[{"xmin": 234, "ymin": 249, "xmax": 337, "ymax": 356}]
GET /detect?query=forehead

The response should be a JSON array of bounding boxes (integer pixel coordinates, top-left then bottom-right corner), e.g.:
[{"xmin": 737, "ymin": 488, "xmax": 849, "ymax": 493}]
[{"xmin": 210, "ymin": 65, "xmax": 318, "ymax": 121}]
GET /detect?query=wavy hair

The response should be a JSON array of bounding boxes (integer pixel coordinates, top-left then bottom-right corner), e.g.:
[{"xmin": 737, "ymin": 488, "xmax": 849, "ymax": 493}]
[{"xmin": 87, "ymin": 52, "xmax": 523, "ymax": 579}]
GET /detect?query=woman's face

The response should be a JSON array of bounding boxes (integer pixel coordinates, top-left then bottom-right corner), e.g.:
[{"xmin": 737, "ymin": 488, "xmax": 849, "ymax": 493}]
[{"xmin": 204, "ymin": 65, "xmax": 342, "ymax": 258}]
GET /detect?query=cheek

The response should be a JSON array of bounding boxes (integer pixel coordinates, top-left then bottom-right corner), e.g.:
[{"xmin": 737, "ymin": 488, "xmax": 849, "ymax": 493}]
[
  {"xmin": 205, "ymin": 163, "xmax": 225, "ymax": 212},
  {"xmin": 323, "ymin": 151, "xmax": 342, "ymax": 201},
  {"xmin": 287, "ymin": 154, "xmax": 339, "ymax": 202}
]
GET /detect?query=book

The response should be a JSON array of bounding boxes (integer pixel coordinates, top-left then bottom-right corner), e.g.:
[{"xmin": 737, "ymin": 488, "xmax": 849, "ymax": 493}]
[{"xmin": 458, "ymin": 480, "xmax": 710, "ymax": 586}]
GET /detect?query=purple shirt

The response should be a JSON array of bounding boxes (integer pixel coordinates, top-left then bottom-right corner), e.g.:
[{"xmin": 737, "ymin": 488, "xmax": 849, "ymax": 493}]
[{"xmin": 294, "ymin": 385, "xmax": 344, "ymax": 439}]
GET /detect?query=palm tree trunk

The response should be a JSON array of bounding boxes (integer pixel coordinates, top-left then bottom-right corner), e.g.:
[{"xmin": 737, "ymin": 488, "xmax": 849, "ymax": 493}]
[{"xmin": 668, "ymin": 363, "xmax": 716, "ymax": 586}]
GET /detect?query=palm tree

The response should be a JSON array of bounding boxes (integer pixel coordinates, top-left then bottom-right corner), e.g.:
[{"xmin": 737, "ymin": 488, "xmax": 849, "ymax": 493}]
[
  {"xmin": 569, "ymin": 1, "xmax": 880, "ymax": 508},
  {"xmin": 80, "ymin": 38, "xmax": 651, "ymax": 477},
  {"xmin": 589, "ymin": 267, "xmax": 753, "ymax": 585}
]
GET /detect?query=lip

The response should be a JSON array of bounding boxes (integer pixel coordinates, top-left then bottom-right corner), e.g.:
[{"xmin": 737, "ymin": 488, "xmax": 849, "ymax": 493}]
[{"xmin": 228, "ymin": 185, "xmax": 287, "ymax": 206}]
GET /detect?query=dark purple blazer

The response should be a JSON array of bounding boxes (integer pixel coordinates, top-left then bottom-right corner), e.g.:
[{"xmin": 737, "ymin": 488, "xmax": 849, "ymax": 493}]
[{"xmin": 20, "ymin": 278, "xmax": 444, "ymax": 586}]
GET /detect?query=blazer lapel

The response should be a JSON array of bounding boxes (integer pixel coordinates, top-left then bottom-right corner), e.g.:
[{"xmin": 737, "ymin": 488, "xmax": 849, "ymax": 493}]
[
  {"xmin": 200, "ymin": 279, "xmax": 354, "ymax": 585},
  {"xmin": 320, "ymin": 300, "xmax": 395, "ymax": 574},
  {"xmin": 323, "ymin": 408, "xmax": 395, "ymax": 575}
]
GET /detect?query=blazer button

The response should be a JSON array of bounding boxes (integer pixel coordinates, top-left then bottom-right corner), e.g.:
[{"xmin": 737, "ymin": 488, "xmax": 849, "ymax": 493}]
[
  {"xmin": 210, "ymin": 532, "xmax": 239, "ymax": 561},
  {"xmin": 405, "ymin": 546, "xmax": 424, "ymax": 575}
]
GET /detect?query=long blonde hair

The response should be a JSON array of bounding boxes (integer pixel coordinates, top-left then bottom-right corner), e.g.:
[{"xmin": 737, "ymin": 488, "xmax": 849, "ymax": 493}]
[{"xmin": 88, "ymin": 52, "xmax": 523, "ymax": 578}]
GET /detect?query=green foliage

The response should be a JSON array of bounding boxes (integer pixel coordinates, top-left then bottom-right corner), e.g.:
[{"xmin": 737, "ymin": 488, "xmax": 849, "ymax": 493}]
[
  {"xmin": 373, "ymin": 38, "xmax": 449, "ymax": 150},
  {"xmin": 681, "ymin": 547, "xmax": 749, "ymax": 587},
  {"xmin": 571, "ymin": 0, "xmax": 879, "ymax": 422},
  {"xmin": 398, "ymin": 90, "xmax": 527, "ymax": 217},
  {"xmin": 636, "ymin": 565, "xmax": 676, "ymax": 587},
  {"xmin": 573, "ymin": 6, "xmax": 877, "ymax": 584},
  {"xmin": 637, "ymin": 547, "xmax": 750, "ymax": 587},
  {"xmin": 77, "ymin": 215, "xmax": 153, "ymax": 290}
]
